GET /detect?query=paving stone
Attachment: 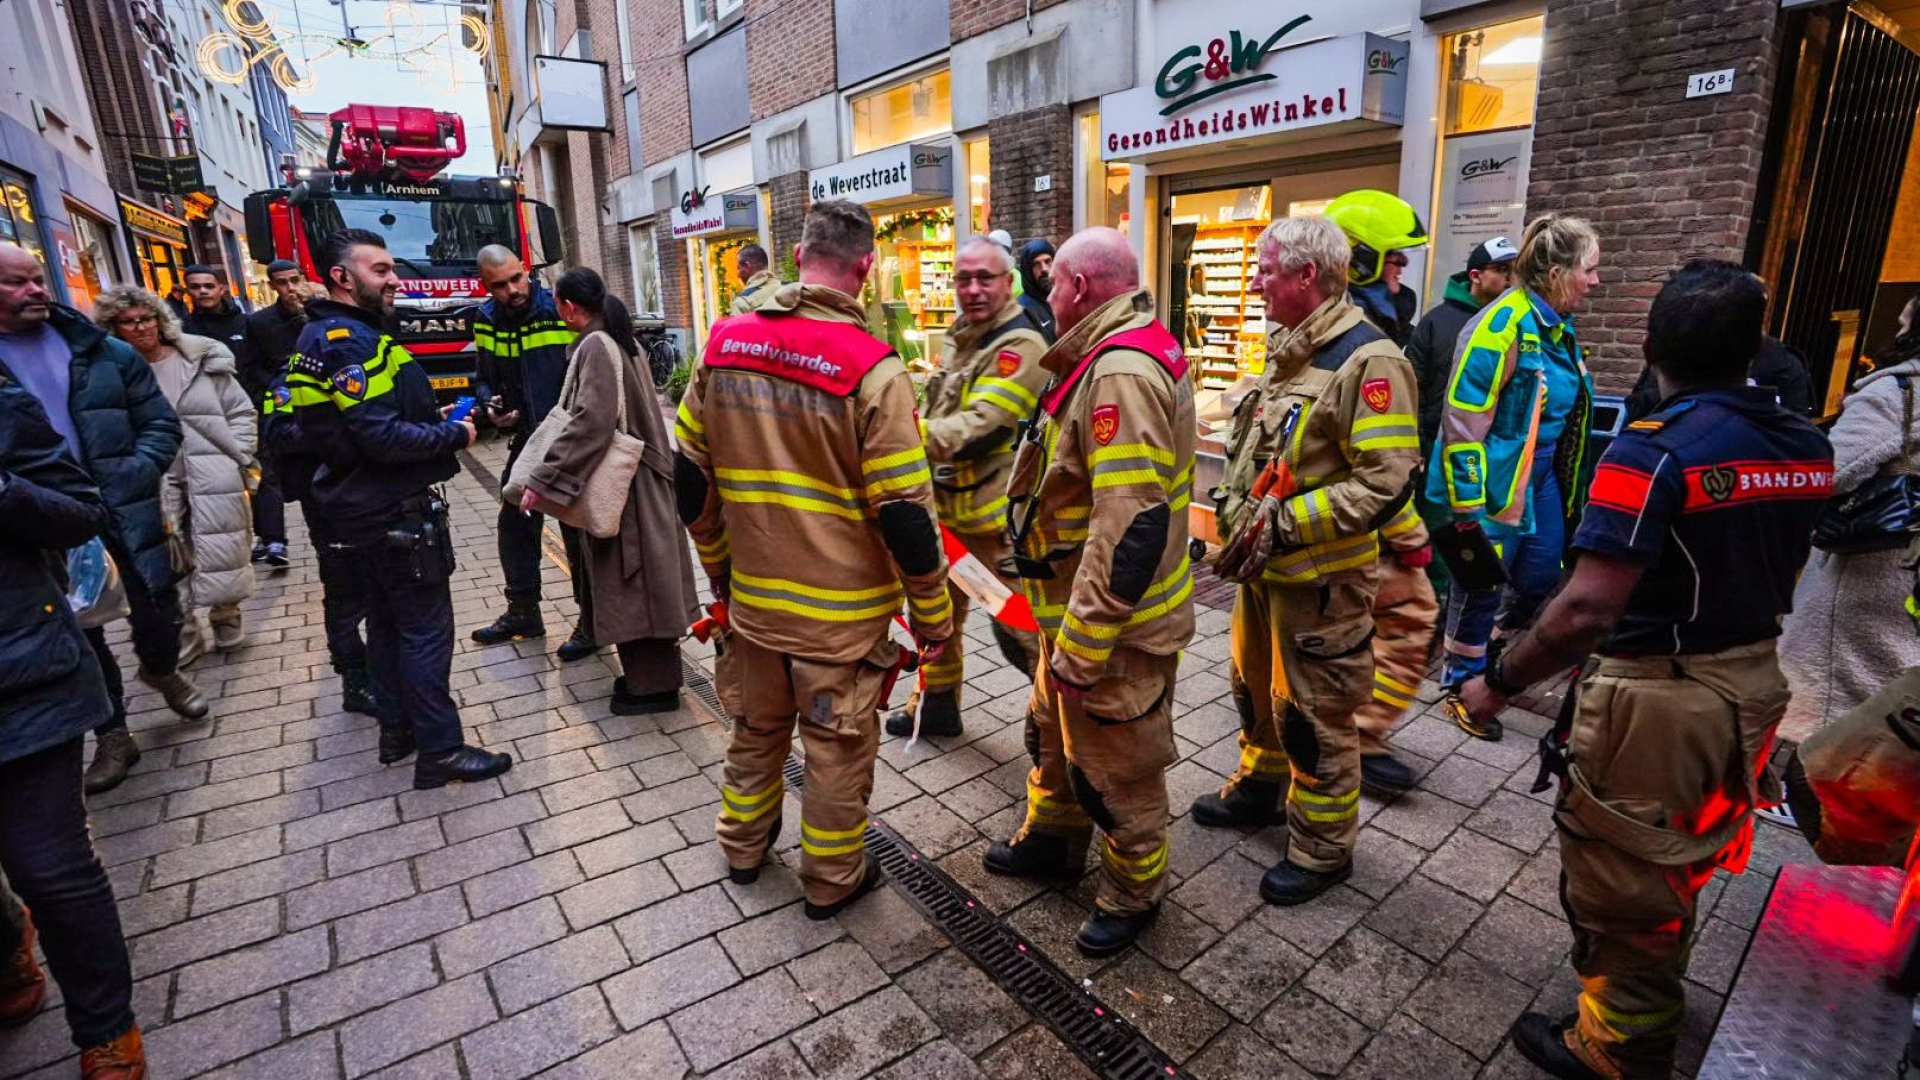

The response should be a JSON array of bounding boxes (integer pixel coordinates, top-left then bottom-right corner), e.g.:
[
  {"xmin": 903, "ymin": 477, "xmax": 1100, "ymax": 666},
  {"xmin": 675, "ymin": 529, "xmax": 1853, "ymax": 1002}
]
[
  {"xmin": 1346, "ymin": 1012, "xmax": 1483, "ymax": 1079},
  {"xmin": 538, "ymin": 767, "xmax": 642, "ymax": 815},
  {"xmin": 87, "ymin": 758, "xmax": 207, "ymax": 809},
  {"xmin": 901, "ymin": 745, "xmax": 997, "ymax": 795},
  {"xmin": 435, "ymin": 896, "xmax": 569, "ymax": 978},
  {"xmin": 498, "ymin": 748, "xmax": 598, "ymax": 794},
  {"xmin": 340, "ymin": 974, "xmax": 498, "ymax": 1078},
  {"xmin": 537, "ymin": 1022, "xmax": 689, "ymax": 1080},
  {"xmin": 129, "ymin": 897, "xmax": 280, "ymax": 978},
  {"xmin": 1165, "ymin": 759, "xmax": 1231, "ymax": 820},
  {"xmin": 1685, "ymin": 916, "xmax": 1748, "ymax": 996},
  {"xmin": 461, "ymin": 985, "xmax": 620, "ymax": 1080},
  {"xmin": 602, "ymin": 936, "xmax": 741, "ymax": 1030},
  {"xmin": 189, "ymin": 848, "xmax": 326, "ymax": 916},
  {"xmin": 1370, "ymin": 792, "xmax": 1472, "ymax": 850},
  {"xmin": 462, "ymin": 850, "xmax": 585, "ymax": 917},
  {"xmin": 525, "ymin": 799, "xmax": 632, "ymax": 855},
  {"xmin": 1252, "ymin": 882, "xmax": 1372, "ymax": 957},
  {"xmin": 712, "ymin": 1038, "xmax": 818, "ymax": 1080},
  {"xmin": 207, "ymin": 742, "xmax": 315, "ymax": 784},
  {"xmin": 879, "ymin": 795, "xmax": 976, "ymax": 859},
  {"xmin": 174, "ymin": 923, "xmax": 332, "ymax": 1017},
  {"xmin": 613, "ymin": 883, "xmax": 742, "ymax": 963},
  {"xmin": 88, "ymin": 812, "xmax": 189, "ymax": 866},
  {"xmin": 871, "ymin": 1040, "xmax": 984, "ymax": 1080},
  {"xmin": 289, "ymin": 943, "xmax": 440, "ymax": 1034},
  {"xmin": 200, "ymin": 1032, "xmax": 342, "ymax": 1080},
  {"xmin": 1135, "ymin": 898, "xmax": 1225, "ymax": 970},
  {"xmin": 1168, "ymin": 850, "xmax": 1268, "ymax": 932},
  {"xmin": 935, "ymin": 839, "xmax": 1051, "ymax": 914},
  {"xmin": 149, "ymin": 826, "xmax": 284, "ymax": 888},
  {"xmin": 1363, "ymin": 874, "xmax": 1486, "ymax": 962},
  {"xmin": 719, "ymin": 901, "xmax": 847, "ymax": 975},
  {"xmin": 836, "ymin": 884, "xmax": 947, "ymax": 974},
  {"xmin": 164, "ymin": 772, "xmax": 284, "ymax": 820},
  {"xmin": 1184, "ymin": 1024, "xmax": 1313, "ymax": 1080},
  {"xmin": 1465, "ymin": 788, "xmax": 1558, "ymax": 853},
  {"xmin": 334, "ymin": 886, "xmax": 469, "ymax": 964},
  {"xmin": 1505, "ymin": 845, "xmax": 1564, "ymax": 916},
  {"xmin": 665, "ymin": 839, "xmax": 733, "ymax": 890},
  {"xmin": 631, "ymin": 748, "xmax": 702, "ymax": 789},
  {"xmin": 1337, "ymin": 827, "xmax": 1424, "ymax": 901},
  {"xmin": 174, "ymin": 725, "xmax": 284, "ymax": 765},
  {"xmin": 895, "ymin": 947, "xmax": 1026, "ymax": 1055},
  {"xmin": 587, "ymin": 730, "xmax": 679, "ymax": 770},
  {"xmin": 790, "ymin": 985, "xmax": 937, "ymax": 1080},
  {"xmin": 1423, "ymin": 827, "xmax": 1528, "ymax": 903},
  {"xmin": 1090, "ymin": 951, "xmax": 1230, "ymax": 1063},
  {"xmin": 1400, "ymin": 951, "xmax": 1538, "ymax": 1061},
  {"xmin": 199, "ymin": 789, "xmax": 321, "ymax": 841},
  {"xmin": 115, "ymin": 884, "xmax": 191, "ymax": 938},
  {"xmin": 286, "ymin": 862, "xmax": 415, "ymax": 930},
  {"xmin": 317, "ymin": 766, "xmax": 419, "ymax": 813},
  {"xmin": 415, "ymin": 828, "xmax": 534, "ymax": 892},
  {"xmin": 1302, "ymin": 926, "xmax": 1430, "ymax": 1028},
  {"xmin": 1460, "ymin": 894, "xmax": 1571, "ymax": 989},
  {"xmin": 395, "ymin": 777, "xmax": 509, "ymax": 822},
  {"xmin": 976, "ymin": 1024, "xmax": 1098, "ymax": 1080},
  {"xmin": 440, "ymin": 790, "xmax": 548, "ymax": 844},
  {"xmin": 667, "ymin": 968, "xmax": 819, "ymax": 1073},
  {"xmin": 142, "ymin": 991, "xmax": 286, "ymax": 1078},
  {"xmin": 556, "ymin": 859, "xmax": 676, "ymax": 931},
  {"xmin": 573, "ymin": 820, "xmax": 688, "ymax": 878},
  {"xmin": 283, "ymin": 798, "xmax": 401, "ymax": 852},
  {"xmin": 1165, "ymin": 813, "xmax": 1244, "ymax": 880},
  {"xmin": 1252, "ymin": 986, "xmax": 1372, "ymax": 1075},
  {"xmin": 326, "ymin": 819, "xmax": 445, "ymax": 877},
  {"xmin": 621, "ymin": 774, "xmax": 717, "ymax": 824},
  {"xmin": 487, "ymin": 924, "xmax": 630, "ymax": 1015},
  {"xmin": 1181, "ymin": 921, "xmax": 1312, "ymax": 1023}
]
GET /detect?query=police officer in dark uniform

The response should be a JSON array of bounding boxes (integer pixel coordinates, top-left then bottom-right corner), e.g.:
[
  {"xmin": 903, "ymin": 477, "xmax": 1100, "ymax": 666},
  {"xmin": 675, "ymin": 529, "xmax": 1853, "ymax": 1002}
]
[
  {"xmin": 285, "ymin": 228, "xmax": 511, "ymax": 788},
  {"xmin": 1457, "ymin": 260, "xmax": 1832, "ymax": 1080}
]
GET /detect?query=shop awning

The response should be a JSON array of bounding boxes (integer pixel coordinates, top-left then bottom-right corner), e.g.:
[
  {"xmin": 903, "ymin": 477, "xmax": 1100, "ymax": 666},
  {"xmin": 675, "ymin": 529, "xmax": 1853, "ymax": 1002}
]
[
  {"xmin": 1100, "ymin": 32, "xmax": 1409, "ymax": 164},
  {"xmin": 807, "ymin": 142, "xmax": 954, "ymax": 210}
]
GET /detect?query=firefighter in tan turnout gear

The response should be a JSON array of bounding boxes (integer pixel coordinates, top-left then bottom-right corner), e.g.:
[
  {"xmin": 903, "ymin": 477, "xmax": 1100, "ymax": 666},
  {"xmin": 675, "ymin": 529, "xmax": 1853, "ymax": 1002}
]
[
  {"xmin": 884, "ymin": 236, "xmax": 1050, "ymax": 739},
  {"xmin": 985, "ymin": 227, "xmax": 1197, "ymax": 957},
  {"xmin": 676, "ymin": 199, "xmax": 954, "ymax": 920},
  {"xmin": 1198, "ymin": 212, "xmax": 1422, "ymax": 907}
]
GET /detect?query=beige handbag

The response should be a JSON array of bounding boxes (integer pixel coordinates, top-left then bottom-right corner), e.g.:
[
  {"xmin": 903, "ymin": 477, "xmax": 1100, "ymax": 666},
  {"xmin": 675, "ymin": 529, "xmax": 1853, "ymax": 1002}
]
[{"xmin": 503, "ymin": 332, "xmax": 645, "ymax": 539}]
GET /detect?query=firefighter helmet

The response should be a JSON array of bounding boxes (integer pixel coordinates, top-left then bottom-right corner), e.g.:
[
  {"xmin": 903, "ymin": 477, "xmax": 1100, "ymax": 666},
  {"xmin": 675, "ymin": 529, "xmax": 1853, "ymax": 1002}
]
[{"xmin": 1324, "ymin": 190, "xmax": 1429, "ymax": 286}]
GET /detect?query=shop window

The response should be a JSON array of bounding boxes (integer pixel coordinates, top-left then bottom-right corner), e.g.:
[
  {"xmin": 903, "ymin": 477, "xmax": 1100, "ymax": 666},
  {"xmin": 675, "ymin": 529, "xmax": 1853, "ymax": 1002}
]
[
  {"xmin": 630, "ymin": 224, "xmax": 662, "ymax": 317},
  {"xmin": 67, "ymin": 209, "xmax": 119, "ymax": 311},
  {"xmin": 1171, "ymin": 185, "xmax": 1271, "ymax": 389},
  {"xmin": 699, "ymin": 138, "xmax": 754, "ymax": 194},
  {"xmin": 850, "ymin": 68, "xmax": 951, "ymax": 155},
  {"xmin": 0, "ymin": 169, "xmax": 49, "ymax": 278},
  {"xmin": 965, "ymin": 138, "xmax": 990, "ymax": 234},
  {"xmin": 865, "ymin": 206, "xmax": 955, "ymax": 365},
  {"xmin": 1075, "ymin": 112, "xmax": 1130, "ymax": 234},
  {"xmin": 1442, "ymin": 16, "xmax": 1544, "ymax": 136}
]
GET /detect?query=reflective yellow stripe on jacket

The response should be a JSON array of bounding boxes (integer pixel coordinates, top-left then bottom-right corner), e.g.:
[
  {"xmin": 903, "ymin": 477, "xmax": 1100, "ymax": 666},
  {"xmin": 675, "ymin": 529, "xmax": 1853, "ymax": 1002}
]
[{"xmin": 729, "ymin": 571, "xmax": 903, "ymax": 623}]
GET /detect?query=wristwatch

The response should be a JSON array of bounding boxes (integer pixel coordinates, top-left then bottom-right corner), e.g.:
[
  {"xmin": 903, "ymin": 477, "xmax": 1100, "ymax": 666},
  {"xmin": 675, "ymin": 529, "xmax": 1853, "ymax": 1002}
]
[{"xmin": 1485, "ymin": 655, "xmax": 1527, "ymax": 698}]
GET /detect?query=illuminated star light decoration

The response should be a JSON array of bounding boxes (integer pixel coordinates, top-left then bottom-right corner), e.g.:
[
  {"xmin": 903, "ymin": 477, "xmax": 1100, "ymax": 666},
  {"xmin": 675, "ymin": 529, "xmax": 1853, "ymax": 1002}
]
[{"xmin": 196, "ymin": 0, "xmax": 489, "ymax": 97}]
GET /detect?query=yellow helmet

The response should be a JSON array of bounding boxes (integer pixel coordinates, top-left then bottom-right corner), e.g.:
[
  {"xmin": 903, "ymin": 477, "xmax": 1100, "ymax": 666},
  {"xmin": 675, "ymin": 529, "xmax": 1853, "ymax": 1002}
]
[{"xmin": 1324, "ymin": 189, "xmax": 1429, "ymax": 286}]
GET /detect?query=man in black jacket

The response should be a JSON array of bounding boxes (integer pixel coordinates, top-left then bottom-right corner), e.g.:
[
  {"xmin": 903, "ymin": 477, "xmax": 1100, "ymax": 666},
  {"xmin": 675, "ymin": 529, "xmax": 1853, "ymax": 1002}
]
[
  {"xmin": 182, "ymin": 264, "xmax": 252, "ymax": 363},
  {"xmin": 240, "ymin": 260, "xmax": 308, "ymax": 568},
  {"xmin": 1626, "ymin": 333, "xmax": 1814, "ymax": 421}
]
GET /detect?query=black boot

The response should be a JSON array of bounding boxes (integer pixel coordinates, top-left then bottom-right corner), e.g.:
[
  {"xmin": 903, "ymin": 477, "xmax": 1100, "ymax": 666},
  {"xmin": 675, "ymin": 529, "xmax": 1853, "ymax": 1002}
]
[
  {"xmin": 1509, "ymin": 1013, "xmax": 1606, "ymax": 1080},
  {"xmin": 413, "ymin": 745, "xmax": 513, "ymax": 789},
  {"xmin": 611, "ymin": 679, "xmax": 680, "ymax": 716},
  {"xmin": 728, "ymin": 818, "xmax": 784, "ymax": 885},
  {"xmin": 1190, "ymin": 778, "xmax": 1284, "ymax": 828},
  {"xmin": 555, "ymin": 624, "xmax": 596, "ymax": 663},
  {"xmin": 84, "ymin": 728, "xmax": 141, "ymax": 796},
  {"xmin": 1075, "ymin": 906, "xmax": 1157, "ymax": 957},
  {"xmin": 471, "ymin": 601, "xmax": 544, "ymax": 646},
  {"xmin": 341, "ymin": 664, "xmax": 377, "ymax": 717},
  {"xmin": 378, "ymin": 725, "xmax": 416, "ymax": 765},
  {"xmin": 804, "ymin": 853, "xmax": 884, "ymax": 921},
  {"xmin": 983, "ymin": 832, "xmax": 1088, "ymax": 879},
  {"xmin": 1259, "ymin": 858, "xmax": 1351, "ymax": 906},
  {"xmin": 883, "ymin": 691, "xmax": 962, "ymax": 738},
  {"xmin": 1361, "ymin": 753, "xmax": 1415, "ymax": 794}
]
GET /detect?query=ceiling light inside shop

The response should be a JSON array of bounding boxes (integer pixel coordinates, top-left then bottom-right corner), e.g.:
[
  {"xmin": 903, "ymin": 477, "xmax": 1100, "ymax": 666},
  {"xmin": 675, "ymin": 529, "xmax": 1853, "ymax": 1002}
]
[
  {"xmin": 1483, "ymin": 36, "xmax": 1542, "ymax": 65},
  {"xmin": 971, "ymin": 174, "xmax": 988, "ymax": 185}
]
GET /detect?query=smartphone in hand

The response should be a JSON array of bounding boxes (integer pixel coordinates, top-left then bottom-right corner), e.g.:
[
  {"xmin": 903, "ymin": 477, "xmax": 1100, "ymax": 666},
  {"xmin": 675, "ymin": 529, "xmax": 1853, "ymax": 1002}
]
[{"xmin": 446, "ymin": 396, "xmax": 477, "ymax": 423}]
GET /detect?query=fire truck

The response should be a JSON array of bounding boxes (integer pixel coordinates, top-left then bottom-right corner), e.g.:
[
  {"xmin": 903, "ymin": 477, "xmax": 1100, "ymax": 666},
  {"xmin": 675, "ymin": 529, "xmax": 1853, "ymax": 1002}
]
[{"xmin": 243, "ymin": 104, "xmax": 562, "ymax": 398}]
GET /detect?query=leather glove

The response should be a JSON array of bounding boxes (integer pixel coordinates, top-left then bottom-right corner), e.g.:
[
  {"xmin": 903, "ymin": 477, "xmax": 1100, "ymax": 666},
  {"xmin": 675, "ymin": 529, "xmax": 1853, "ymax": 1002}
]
[
  {"xmin": 1396, "ymin": 545, "xmax": 1434, "ymax": 569},
  {"xmin": 1212, "ymin": 501, "xmax": 1278, "ymax": 583}
]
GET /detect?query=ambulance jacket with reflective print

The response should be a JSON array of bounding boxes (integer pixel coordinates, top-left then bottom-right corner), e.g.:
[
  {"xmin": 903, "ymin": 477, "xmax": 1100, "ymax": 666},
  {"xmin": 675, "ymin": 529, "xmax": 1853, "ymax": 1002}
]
[{"xmin": 283, "ymin": 298, "xmax": 467, "ymax": 543}]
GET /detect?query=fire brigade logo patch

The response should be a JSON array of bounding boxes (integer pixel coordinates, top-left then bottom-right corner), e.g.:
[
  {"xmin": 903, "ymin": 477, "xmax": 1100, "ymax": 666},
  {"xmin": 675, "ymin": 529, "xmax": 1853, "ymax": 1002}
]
[
  {"xmin": 996, "ymin": 350, "xmax": 1022, "ymax": 377},
  {"xmin": 332, "ymin": 365, "xmax": 368, "ymax": 401},
  {"xmin": 1362, "ymin": 378, "xmax": 1393, "ymax": 414},
  {"xmin": 1090, "ymin": 404, "xmax": 1120, "ymax": 445},
  {"xmin": 1701, "ymin": 465, "xmax": 1737, "ymax": 503}
]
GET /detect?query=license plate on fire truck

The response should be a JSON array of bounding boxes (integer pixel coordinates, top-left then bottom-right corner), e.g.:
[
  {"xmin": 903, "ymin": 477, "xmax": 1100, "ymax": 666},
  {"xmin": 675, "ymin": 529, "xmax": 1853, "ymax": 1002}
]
[{"xmin": 431, "ymin": 376, "xmax": 471, "ymax": 390}]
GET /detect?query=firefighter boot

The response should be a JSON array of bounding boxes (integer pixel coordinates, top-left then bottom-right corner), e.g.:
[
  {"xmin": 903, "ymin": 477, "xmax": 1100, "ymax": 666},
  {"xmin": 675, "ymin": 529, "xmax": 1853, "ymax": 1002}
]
[
  {"xmin": 1510, "ymin": 1013, "xmax": 1607, "ymax": 1080},
  {"xmin": 983, "ymin": 831, "xmax": 1089, "ymax": 880},
  {"xmin": 0, "ymin": 914, "xmax": 45, "ymax": 1027},
  {"xmin": 1076, "ymin": 906, "xmax": 1158, "ymax": 958},
  {"xmin": 471, "ymin": 600, "xmax": 544, "ymax": 646},
  {"xmin": 341, "ymin": 663, "xmax": 377, "ymax": 717},
  {"xmin": 1190, "ymin": 777, "xmax": 1285, "ymax": 828},
  {"xmin": 803, "ymin": 852, "xmax": 884, "ymax": 921},
  {"xmin": 1259, "ymin": 858, "xmax": 1353, "ymax": 906},
  {"xmin": 884, "ymin": 690, "xmax": 962, "ymax": 739}
]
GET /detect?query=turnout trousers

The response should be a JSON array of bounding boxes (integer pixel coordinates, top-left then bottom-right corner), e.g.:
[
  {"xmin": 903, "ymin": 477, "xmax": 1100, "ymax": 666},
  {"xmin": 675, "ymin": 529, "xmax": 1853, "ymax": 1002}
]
[
  {"xmin": 715, "ymin": 632, "xmax": 895, "ymax": 907},
  {"xmin": 912, "ymin": 526, "xmax": 1039, "ymax": 703},
  {"xmin": 1555, "ymin": 640, "xmax": 1788, "ymax": 1080},
  {"xmin": 1017, "ymin": 640, "xmax": 1179, "ymax": 915},
  {"xmin": 1351, "ymin": 556, "xmax": 1438, "ymax": 754},
  {"xmin": 1220, "ymin": 569, "xmax": 1379, "ymax": 871}
]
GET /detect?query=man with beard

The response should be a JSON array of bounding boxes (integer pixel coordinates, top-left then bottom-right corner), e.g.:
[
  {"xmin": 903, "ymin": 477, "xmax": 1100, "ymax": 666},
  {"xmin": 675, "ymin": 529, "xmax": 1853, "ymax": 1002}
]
[
  {"xmin": 285, "ymin": 228, "xmax": 511, "ymax": 789},
  {"xmin": 1018, "ymin": 239, "xmax": 1057, "ymax": 343}
]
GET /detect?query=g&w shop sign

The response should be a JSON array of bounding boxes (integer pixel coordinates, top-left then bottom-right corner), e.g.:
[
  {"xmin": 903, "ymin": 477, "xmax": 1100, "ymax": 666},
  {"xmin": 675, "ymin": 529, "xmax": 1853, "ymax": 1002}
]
[
  {"xmin": 671, "ymin": 186, "xmax": 761, "ymax": 239},
  {"xmin": 808, "ymin": 142, "xmax": 954, "ymax": 206},
  {"xmin": 1101, "ymin": 32, "xmax": 1408, "ymax": 162}
]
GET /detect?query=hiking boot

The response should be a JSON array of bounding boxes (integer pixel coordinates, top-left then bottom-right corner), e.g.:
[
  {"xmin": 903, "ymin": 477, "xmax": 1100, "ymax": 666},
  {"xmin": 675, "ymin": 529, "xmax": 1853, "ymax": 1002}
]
[
  {"xmin": 264, "ymin": 541, "xmax": 290, "ymax": 569},
  {"xmin": 983, "ymin": 832, "xmax": 1088, "ymax": 880},
  {"xmin": 1361, "ymin": 753, "xmax": 1415, "ymax": 794},
  {"xmin": 884, "ymin": 691, "xmax": 962, "ymax": 739},
  {"xmin": 137, "ymin": 669, "xmax": 209, "ymax": 721},
  {"xmin": 84, "ymin": 728, "xmax": 142, "ymax": 795},
  {"xmin": 1190, "ymin": 778, "xmax": 1284, "ymax": 828},
  {"xmin": 555, "ymin": 624, "xmax": 597, "ymax": 663},
  {"xmin": 1442, "ymin": 692, "xmax": 1504, "ymax": 741},
  {"xmin": 0, "ymin": 914, "xmax": 45, "ymax": 1028},
  {"xmin": 1076, "ymin": 906, "xmax": 1157, "ymax": 958},
  {"xmin": 414, "ymin": 745, "xmax": 513, "ymax": 789},
  {"xmin": 1259, "ymin": 858, "xmax": 1352, "ymax": 906},
  {"xmin": 341, "ymin": 664, "xmax": 377, "ymax": 716},
  {"xmin": 471, "ymin": 601, "xmax": 544, "ymax": 646},
  {"xmin": 804, "ymin": 854, "xmax": 884, "ymax": 921},
  {"xmin": 80, "ymin": 1025, "xmax": 146, "ymax": 1080},
  {"xmin": 1510, "ymin": 1012, "xmax": 1607, "ymax": 1080},
  {"xmin": 378, "ymin": 725, "xmax": 416, "ymax": 765}
]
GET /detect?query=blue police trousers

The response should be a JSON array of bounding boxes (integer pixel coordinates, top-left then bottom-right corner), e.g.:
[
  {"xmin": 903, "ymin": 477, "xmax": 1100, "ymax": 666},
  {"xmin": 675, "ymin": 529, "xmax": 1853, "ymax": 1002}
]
[
  {"xmin": 348, "ymin": 546, "xmax": 464, "ymax": 754},
  {"xmin": 309, "ymin": 515, "xmax": 368, "ymax": 674}
]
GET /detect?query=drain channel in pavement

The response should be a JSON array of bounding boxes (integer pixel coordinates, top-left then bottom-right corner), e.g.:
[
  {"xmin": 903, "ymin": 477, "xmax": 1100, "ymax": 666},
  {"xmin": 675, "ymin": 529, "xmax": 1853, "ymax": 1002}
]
[{"xmin": 461, "ymin": 449, "xmax": 1187, "ymax": 1078}]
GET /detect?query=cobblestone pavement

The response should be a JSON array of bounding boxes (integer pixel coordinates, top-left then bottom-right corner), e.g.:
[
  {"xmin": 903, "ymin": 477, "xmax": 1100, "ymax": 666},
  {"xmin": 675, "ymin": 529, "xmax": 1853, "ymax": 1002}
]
[{"xmin": 0, "ymin": 433, "xmax": 1815, "ymax": 1080}]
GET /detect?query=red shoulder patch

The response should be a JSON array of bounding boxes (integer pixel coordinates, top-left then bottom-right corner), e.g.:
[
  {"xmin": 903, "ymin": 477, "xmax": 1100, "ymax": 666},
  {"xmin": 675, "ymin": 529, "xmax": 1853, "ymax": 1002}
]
[
  {"xmin": 996, "ymin": 349, "xmax": 1022, "ymax": 377},
  {"xmin": 1362, "ymin": 378, "xmax": 1393, "ymax": 414},
  {"xmin": 1090, "ymin": 404, "xmax": 1120, "ymax": 445}
]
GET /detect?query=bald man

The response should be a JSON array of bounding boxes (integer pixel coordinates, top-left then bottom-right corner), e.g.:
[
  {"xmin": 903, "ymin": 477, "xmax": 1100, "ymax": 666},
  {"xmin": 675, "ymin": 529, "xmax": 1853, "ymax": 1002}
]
[
  {"xmin": 988, "ymin": 227, "xmax": 1196, "ymax": 956},
  {"xmin": 467, "ymin": 246, "xmax": 593, "ymax": 659}
]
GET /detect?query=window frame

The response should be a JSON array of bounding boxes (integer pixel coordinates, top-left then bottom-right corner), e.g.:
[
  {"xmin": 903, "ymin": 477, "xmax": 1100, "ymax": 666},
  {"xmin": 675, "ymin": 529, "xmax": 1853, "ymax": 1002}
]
[{"xmin": 840, "ymin": 56, "xmax": 953, "ymax": 158}]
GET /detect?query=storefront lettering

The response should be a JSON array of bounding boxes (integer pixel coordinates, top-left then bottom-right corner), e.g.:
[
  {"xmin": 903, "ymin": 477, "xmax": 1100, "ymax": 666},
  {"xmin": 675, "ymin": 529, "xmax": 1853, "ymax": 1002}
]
[
  {"xmin": 1154, "ymin": 15, "xmax": 1312, "ymax": 116},
  {"xmin": 1460, "ymin": 156, "xmax": 1516, "ymax": 179},
  {"xmin": 680, "ymin": 186, "xmax": 711, "ymax": 213},
  {"xmin": 809, "ymin": 162, "xmax": 911, "ymax": 202},
  {"xmin": 1366, "ymin": 49, "xmax": 1405, "ymax": 75},
  {"xmin": 1108, "ymin": 87, "xmax": 1350, "ymax": 153}
]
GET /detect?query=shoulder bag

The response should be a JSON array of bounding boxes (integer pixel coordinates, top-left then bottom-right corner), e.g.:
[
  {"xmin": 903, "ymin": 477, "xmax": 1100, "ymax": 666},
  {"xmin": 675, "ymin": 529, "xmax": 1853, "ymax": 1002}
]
[
  {"xmin": 504, "ymin": 332, "xmax": 646, "ymax": 539},
  {"xmin": 1812, "ymin": 374, "xmax": 1920, "ymax": 554}
]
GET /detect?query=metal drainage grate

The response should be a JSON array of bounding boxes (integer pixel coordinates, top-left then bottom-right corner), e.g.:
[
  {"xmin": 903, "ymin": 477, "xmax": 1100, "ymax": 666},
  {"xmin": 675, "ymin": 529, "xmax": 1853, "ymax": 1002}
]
[{"xmin": 679, "ymin": 658, "xmax": 1187, "ymax": 1080}]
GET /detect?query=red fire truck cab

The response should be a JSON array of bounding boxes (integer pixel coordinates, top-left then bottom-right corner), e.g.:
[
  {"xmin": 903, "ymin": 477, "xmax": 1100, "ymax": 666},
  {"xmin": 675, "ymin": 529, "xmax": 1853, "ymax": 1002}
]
[{"xmin": 243, "ymin": 104, "xmax": 562, "ymax": 399}]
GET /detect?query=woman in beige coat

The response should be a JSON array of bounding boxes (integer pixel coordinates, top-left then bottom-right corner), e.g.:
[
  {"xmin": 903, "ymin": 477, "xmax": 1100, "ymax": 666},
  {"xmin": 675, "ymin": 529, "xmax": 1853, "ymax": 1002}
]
[
  {"xmin": 94, "ymin": 287, "xmax": 258, "ymax": 666},
  {"xmin": 520, "ymin": 268, "xmax": 695, "ymax": 713}
]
